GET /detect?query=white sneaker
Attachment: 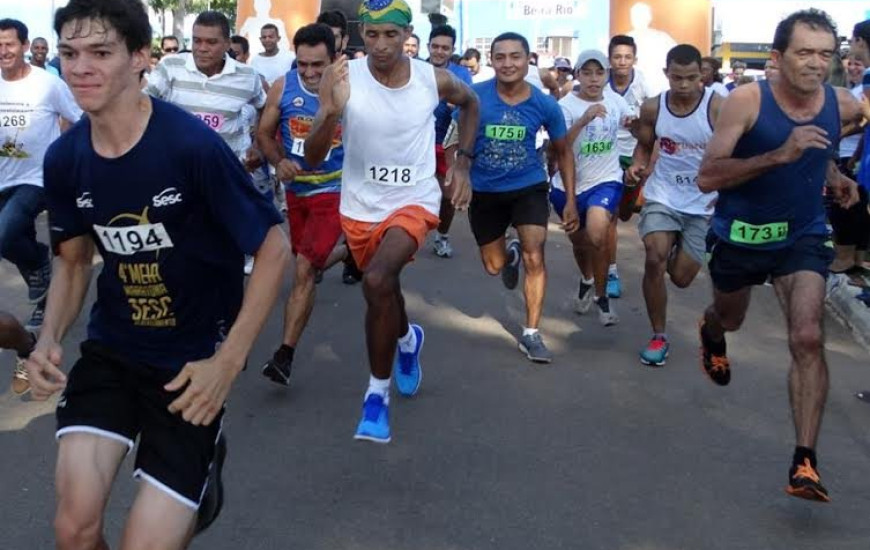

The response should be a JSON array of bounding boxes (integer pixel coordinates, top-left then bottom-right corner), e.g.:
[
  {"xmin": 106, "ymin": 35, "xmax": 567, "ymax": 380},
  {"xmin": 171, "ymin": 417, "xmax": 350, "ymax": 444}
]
[
  {"xmin": 433, "ymin": 235, "xmax": 453, "ymax": 258},
  {"xmin": 574, "ymin": 279, "xmax": 594, "ymax": 314},
  {"xmin": 244, "ymin": 256, "xmax": 255, "ymax": 276},
  {"xmin": 596, "ymin": 296, "xmax": 619, "ymax": 326}
]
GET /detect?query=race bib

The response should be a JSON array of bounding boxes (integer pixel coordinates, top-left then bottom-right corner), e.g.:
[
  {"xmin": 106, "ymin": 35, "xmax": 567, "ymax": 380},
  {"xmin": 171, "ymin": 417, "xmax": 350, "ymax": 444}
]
[
  {"xmin": 674, "ymin": 173, "xmax": 698, "ymax": 187},
  {"xmin": 94, "ymin": 223, "xmax": 174, "ymax": 256},
  {"xmin": 193, "ymin": 112, "xmax": 225, "ymax": 131},
  {"xmin": 729, "ymin": 220, "xmax": 788, "ymax": 245},
  {"xmin": 580, "ymin": 140, "xmax": 613, "ymax": 155},
  {"xmin": 0, "ymin": 112, "xmax": 30, "ymax": 129},
  {"xmin": 291, "ymin": 138, "xmax": 330, "ymax": 161},
  {"xmin": 485, "ymin": 124, "xmax": 527, "ymax": 141},
  {"xmin": 366, "ymin": 164, "xmax": 415, "ymax": 187}
]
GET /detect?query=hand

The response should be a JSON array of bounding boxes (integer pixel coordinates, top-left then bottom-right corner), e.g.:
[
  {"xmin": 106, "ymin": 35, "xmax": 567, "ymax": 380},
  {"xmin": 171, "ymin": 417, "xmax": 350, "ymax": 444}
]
[
  {"xmin": 846, "ymin": 155, "xmax": 858, "ymax": 174},
  {"xmin": 276, "ymin": 158, "xmax": 301, "ymax": 182},
  {"xmin": 775, "ymin": 125, "xmax": 831, "ymax": 164},
  {"xmin": 445, "ymin": 158, "xmax": 472, "ymax": 210},
  {"xmin": 830, "ymin": 173, "xmax": 860, "ymax": 209},
  {"xmin": 624, "ymin": 163, "xmax": 648, "ymax": 187},
  {"xmin": 26, "ymin": 341, "xmax": 66, "ymax": 401},
  {"xmin": 244, "ymin": 148, "xmax": 264, "ymax": 172},
  {"xmin": 165, "ymin": 355, "xmax": 242, "ymax": 426},
  {"xmin": 561, "ymin": 202, "xmax": 580, "ymax": 234},
  {"xmin": 581, "ymin": 104, "xmax": 607, "ymax": 125},
  {"xmin": 861, "ymin": 93, "xmax": 870, "ymax": 122},
  {"xmin": 320, "ymin": 55, "xmax": 350, "ymax": 116}
]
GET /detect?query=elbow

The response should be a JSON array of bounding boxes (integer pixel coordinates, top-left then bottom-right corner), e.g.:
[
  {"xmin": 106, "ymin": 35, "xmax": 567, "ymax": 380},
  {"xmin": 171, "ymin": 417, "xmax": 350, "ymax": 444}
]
[{"xmin": 697, "ymin": 166, "xmax": 717, "ymax": 193}]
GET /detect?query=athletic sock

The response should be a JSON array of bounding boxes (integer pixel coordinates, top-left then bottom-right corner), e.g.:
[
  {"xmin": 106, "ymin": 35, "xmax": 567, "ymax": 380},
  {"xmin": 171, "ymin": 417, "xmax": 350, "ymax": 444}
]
[
  {"xmin": 365, "ymin": 375, "xmax": 391, "ymax": 405},
  {"xmin": 437, "ymin": 232, "xmax": 449, "ymax": 240},
  {"xmin": 654, "ymin": 333, "xmax": 668, "ymax": 341},
  {"xmin": 522, "ymin": 327, "xmax": 539, "ymax": 337},
  {"xmin": 275, "ymin": 344, "xmax": 294, "ymax": 363},
  {"xmin": 397, "ymin": 324, "xmax": 417, "ymax": 353},
  {"xmin": 608, "ymin": 264, "xmax": 618, "ymax": 277},
  {"xmin": 793, "ymin": 446, "xmax": 817, "ymax": 468}
]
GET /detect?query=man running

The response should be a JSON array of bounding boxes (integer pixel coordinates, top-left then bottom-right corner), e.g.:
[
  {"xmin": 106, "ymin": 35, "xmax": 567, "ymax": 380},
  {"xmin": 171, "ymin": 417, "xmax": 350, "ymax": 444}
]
[
  {"xmin": 26, "ymin": 0, "xmax": 288, "ymax": 546},
  {"xmin": 626, "ymin": 44, "xmax": 722, "ymax": 366},
  {"xmin": 551, "ymin": 50, "xmax": 628, "ymax": 328},
  {"xmin": 448, "ymin": 32, "xmax": 579, "ymax": 362},
  {"xmin": 258, "ymin": 23, "xmax": 348, "ymax": 385},
  {"xmin": 697, "ymin": 9, "xmax": 864, "ymax": 502},
  {"xmin": 306, "ymin": 0, "xmax": 478, "ymax": 443},
  {"xmin": 428, "ymin": 24, "xmax": 472, "ymax": 258},
  {"xmin": 252, "ymin": 23, "xmax": 296, "ymax": 85}
]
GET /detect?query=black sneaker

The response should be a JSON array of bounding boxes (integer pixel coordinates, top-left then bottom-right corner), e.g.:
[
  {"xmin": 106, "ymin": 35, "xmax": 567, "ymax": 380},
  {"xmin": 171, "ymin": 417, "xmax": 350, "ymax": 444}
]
[
  {"xmin": 261, "ymin": 346, "xmax": 293, "ymax": 386},
  {"xmin": 342, "ymin": 255, "xmax": 362, "ymax": 285},
  {"xmin": 699, "ymin": 319, "xmax": 730, "ymax": 386},
  {"xmin": 785, "ymin": 458, "xmax": 830, "ymax": 503},
  {"xmin": 20, "ymin": 256, "xmax": 52, "ymax": 304},
  {"xmin": 25, "ymin": 299, "xmax": 46, "ymax": 332},
  {"xmin": 501, "ymin": 239, "xmax": 521, "ymax": 290},
  {"xmin": 195, "ymin": 435, "xmax": 227, "ymax": 534},
  {"xmin": 314, "ymin": 270, "xmax": 324, "ymax": 284}
]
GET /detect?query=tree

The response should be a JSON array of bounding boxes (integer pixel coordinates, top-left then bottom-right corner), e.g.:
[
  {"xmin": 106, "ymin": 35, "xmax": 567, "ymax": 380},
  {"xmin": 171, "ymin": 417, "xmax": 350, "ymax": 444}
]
[{"xmin": 146, "ymin": 0, "xmax": 238, "ymax": 42}]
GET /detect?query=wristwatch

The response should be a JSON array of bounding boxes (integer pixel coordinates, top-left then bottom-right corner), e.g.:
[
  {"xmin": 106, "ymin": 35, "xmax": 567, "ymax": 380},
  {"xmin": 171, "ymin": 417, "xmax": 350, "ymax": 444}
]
[{"xmin": 456, "ymin": 148, "xmax": 476, "ymax": 160}]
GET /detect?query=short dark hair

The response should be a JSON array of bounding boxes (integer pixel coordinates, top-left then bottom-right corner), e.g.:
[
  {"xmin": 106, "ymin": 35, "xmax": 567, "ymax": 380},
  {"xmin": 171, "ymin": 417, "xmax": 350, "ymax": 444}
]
[
  {"xmin": 54, "ymin": 0, "xmax": 151, "ymax": 54},
  {"xmin": 463, "ymin": 47, "xmax": 481, "ymax": 62},
  {"xmin": 732, "ymin": 60, "xmax": 747, "ymax": 69},
  {"xmin": 161, "ymin": 35, "xmax": 178, "ymax": 48},
  {"xmin": 666, "ymin": 44, "xmax": 702, "ymax": 69},
  {"xmin": 293, "ymin": 23, "xmax": 336, "ymax": 59},
  {"xmin": 231, "ymin": 35, "xmax": 249, "ymax": 55},
  {"xmin": 32, "ymin": 36, "xmax": 48, "ymax": 45},
  {"xmin": 772, "ymin": 9, "xmax": 837, "ymax": 54},
  {"xmin": 316, "ymin": 10, "xmax": 347, "ymax": 38},
  {"xmin": 0, "ymin": 19, "xmax": 29, "ymax": 43},
  {"xmin": 429, "ymin": 24, "xmax": 456, "ymax": 46},
  {"xmin": 261, "ymin": 23, "xmax": 279, "ymax": 36},
  {"xmin": 194, "ymin": 11, "xmax": 230, "ymax": 40},
  {"xmin": 491, "ymin": 32, "xmax": 529, "ymax": 56},
  {"xmin": 854, "ymin": 19, "xmax": 870, "ymax": 43},
  {"xmin": 701, "ymin": 56, "xmax": 723, "ymax": 82},
  {"xmin": 609, "ymin": 35, "xmax": 636, "ymax": 57},
  {"xmin": 408, "ymin": 33, "xmax": 420, "ymax": 46}
]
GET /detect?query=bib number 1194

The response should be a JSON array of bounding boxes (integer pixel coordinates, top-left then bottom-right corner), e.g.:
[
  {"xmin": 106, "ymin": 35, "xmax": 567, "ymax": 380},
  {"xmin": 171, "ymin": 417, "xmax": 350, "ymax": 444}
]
[{"xmin": 366, "ymin": 165, "xmax": 414, "ymax": 186}]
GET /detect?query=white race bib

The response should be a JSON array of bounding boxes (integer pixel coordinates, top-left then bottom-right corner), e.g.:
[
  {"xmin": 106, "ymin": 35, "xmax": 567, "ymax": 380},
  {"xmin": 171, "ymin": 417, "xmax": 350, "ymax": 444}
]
[
  {"xmin": 94, "ymin": 223, "xmax": 174, "ymax": 256},
  {"xmin": 365, "ymin": 164, "xmax": 416, "ymax": 187},
  {"xmin": 291, "ymin": 137, "xmax": 331, "ymax": 161},
  {"xmin": 193, "ymin": 112, "xmax": 225, "ymax": 131},
  {"xmin": 673, "ymin": 173, "xmax": 699, "ymax": 187},
  {"xmin": 0, "ymin": 112, "xmax": 30, "ymax": 129}
]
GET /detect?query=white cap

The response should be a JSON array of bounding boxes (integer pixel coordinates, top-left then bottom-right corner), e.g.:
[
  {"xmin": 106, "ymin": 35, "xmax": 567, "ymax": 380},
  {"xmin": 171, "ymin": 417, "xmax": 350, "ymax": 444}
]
[{"xmin": 574, "ymin": 49, "xmax": 609, "ymax": 71}]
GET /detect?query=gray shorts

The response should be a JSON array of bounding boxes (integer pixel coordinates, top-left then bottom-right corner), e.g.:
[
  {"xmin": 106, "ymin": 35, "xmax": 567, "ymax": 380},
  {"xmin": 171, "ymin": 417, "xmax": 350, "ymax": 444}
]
[{"xmin": 638, "ymin": 201, "xmax": 710, "ymax": 264}]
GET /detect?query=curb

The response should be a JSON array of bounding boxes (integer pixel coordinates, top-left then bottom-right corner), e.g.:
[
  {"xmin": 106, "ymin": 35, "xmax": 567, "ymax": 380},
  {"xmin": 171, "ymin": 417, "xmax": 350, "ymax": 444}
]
[{"xmin": 826, "ymin": 275, "xmax": 870, "ymax": 351}]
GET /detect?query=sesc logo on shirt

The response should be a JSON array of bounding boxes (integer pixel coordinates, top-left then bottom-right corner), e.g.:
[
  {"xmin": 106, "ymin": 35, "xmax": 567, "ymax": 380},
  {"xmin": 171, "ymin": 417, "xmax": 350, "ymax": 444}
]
[
  {"xmin": 152, "ymin": 187, "xmax": 183, "ymax": 207},
  {"xmin": 76, "ymin": 192, "xmax": 94, "ymax": 209}
]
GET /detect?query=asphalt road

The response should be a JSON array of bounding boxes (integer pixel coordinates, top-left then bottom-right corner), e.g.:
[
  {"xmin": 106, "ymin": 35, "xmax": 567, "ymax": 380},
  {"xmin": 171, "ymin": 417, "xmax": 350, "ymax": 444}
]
[{"xmin": 2, "ymin": 214, "xmax": 870, "ymax": 550}]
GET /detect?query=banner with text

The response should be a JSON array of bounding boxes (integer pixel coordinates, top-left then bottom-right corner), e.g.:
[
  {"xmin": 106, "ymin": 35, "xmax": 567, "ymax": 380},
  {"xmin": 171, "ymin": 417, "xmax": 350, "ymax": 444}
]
[{"xmin": 507, "ymin": 0, "xmax": 586, "ymax": 20}]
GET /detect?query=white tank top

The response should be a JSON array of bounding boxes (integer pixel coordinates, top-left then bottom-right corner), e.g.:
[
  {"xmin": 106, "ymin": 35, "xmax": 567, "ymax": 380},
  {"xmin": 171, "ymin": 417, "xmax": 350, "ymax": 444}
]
[
  {"xmin": 340, "ymin": 57, "xmax": 440, "ymax": 222},
  {"xmin": 643, "ymin": 88, "xmax": 717, "ymax": 216}
]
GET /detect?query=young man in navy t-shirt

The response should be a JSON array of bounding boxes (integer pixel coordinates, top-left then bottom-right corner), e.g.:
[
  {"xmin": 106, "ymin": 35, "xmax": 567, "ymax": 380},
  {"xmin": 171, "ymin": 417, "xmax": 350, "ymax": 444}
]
[{"xmin": 25, "ymin": 0, "xmax": 289, "ymax": 547}]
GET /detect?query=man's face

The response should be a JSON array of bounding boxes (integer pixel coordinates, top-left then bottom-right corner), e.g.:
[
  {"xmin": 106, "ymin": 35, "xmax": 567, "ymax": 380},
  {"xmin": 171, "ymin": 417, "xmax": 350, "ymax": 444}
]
[
  {"xmin": 329, "ymin": 26, "xmax": 347, "ymax": 54},
  {"xmin": 58, "ymin": 18, "xmax": 148, "ymax": 114},
  {"xmin": 851, "ymin": 35, "xmax": 870, "ymax": 65},
  {"xmin": 363, "ymin": 23, "xmax": 409, "ymax": 71},
  {"xmin": 230, "ymin": 42, "xmax": 248, "ymax": 63},
  {"xmin": 734, "ymin": 65, "xmax": 745, "ymax": 77},
  {"xmin": 428, "ymin": 35, "xmax": 454, "ymax": 68},
  {"xmin": 149, "ymin": 55, "xmax": 160, "ymax": 72},
  {"xmin": 491, "ymin": 40, "xmax": 529, "ymax": 85},
  {"xmin": 665, "ymin": 61, "xmax": 702, "ymax": 99},
  {"xmin": 764, "ymin": 60, "xmax": 777, "ymax": 80},
  {"xmin": 260, "ymin": 28, "xmax": 279, "ymax": 54},
  {"xmin": 30, "ymin": 39, "xmax": 48, "ymax": 64},
  {"xmin": 460, "ymin": 56, "xmax": 479, "ymax": 74},
  {"xmin": 403, "ymin": 36, "xmax": 419, "ymax": 57},
  {"xmin": 609, "ymin": 45, "xmax": 635, "ymax": 78},
  {"xmin": 577, "ymin": 61, "xmax": 606, "ymax": 99},
  {"xmin": 774, "ymin": 23, "xmax": 835, "ymax": 95},
  {"xmin": 161, "ymin": 38, "xmax": 179, "ymax": 55},
  {"xmin": 296, "ymin": 43, "xmax": 332, "ymax": 92},
  {"xmin": 848, "ymin": 55, "xmax": 866, "ymax": 83},
  {"xmin": 0, "ymin": 30, "xmax": 27, "ymax": 72},
  {"xmin": 700, "ymin": 60, "xmax": 716, "ymax": 85},
  {"xmin": 192, "ymin": 24, "xmax": 229, "ymax": 75}
]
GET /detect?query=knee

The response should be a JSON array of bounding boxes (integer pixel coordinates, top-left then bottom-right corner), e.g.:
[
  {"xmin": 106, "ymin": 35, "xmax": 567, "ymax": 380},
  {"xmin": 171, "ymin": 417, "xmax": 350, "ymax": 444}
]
[
  {"xmin": 362, "ymin": 267, "xmax": 396, "ymax": 302},
  {"xmin": 521, "ymin": 248, "xmax": 545, "ymax": 275},
  {"xmin": 481, "ymin": 254, "xmax": 503, "ymax": 276},
  {"xmin": 714, "ymin": 308, "xmax": 746, "ymax": 332},
  {"xmin": 587, "ymin": 232, "xmax": 606, "ymax": 251},
  {"xmin": 789, "ymin": 324, "xmax": 824, "ymax": 358},
  {"xmin": 670, "ymin": 271, "xmax": 695, "ymax": 289},
  {"xmin": 643, "ymin": 254, "xmax": 667, "ymax": 278},
  {"xmin": 55, "ymin": 507, "xmax": 102, "ymax": 550}
]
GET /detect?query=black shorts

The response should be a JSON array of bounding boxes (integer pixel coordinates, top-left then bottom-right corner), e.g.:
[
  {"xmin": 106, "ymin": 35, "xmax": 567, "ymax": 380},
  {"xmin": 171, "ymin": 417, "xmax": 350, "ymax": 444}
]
[
  {"xmin": 56, "ymin": 341, "xmax": 224, "ymax": 509},
  {"xmin": 469, "ymin": 182, "xmax": 551, "ymax": 246},
  {"xmin": 706, "ymin": 232, "xmax": 835, "ymax": 294}
]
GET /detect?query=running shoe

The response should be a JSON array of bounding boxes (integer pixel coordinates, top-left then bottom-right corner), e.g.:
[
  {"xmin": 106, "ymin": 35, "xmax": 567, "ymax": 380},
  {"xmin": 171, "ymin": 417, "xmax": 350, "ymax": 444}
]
[
  {"xmin": 785, "ymin": 458, "xmax": 831, "ymax": 503},
  {"xmin": 342, "ymin": 256, "xmax": 362, "ymax": 285},
  {"xmin": 501, "ymin": 239, "xmax": 521, "ymax": 290},
  {"xmin": 433, "ymin": 235, "xmax": 453, "ymax": 258},
  {"xmin": 314, "ymin": 270, "xmax": 324, "ymax": 284},
  {"xmin": 354, "ymin": 393, "xmax": 391, "ymax": 444},
  {"xmin": 518, "ymin": 332, "xmax": 553, "ymax": 364},
  {"xmin": 195, "ymin": 434, "xmax": 227, "ymax": 534},
  {"xmin": 395, "ymin": 324, "xmax": 424, "ymax": 397},
  {"xmin": 574, "ymin": 279, "xmax": 594, "ymax": 314},
  {"xmin": 606, "ymin": 272, "xmax": 622, "ymax": 298},
  {"xmin": 261, "ymin": 346, "xmax": 293, "ymax": 387},
  {"xmin": 20, "ymin": 255, "xmax": 52, "ymax": 304},
  {"xmin": 12, "ymin": 357, "xmax": 29, "ymax": 395},
  {"xmin": 25, "ymin": 299, "xmax": 45, "ymax": 332},
  {"xmin": 243, "ymin": 256, "xmax": 254, "ymax": 276},
  {"xmin": 699, "ymin": 319, "xmax": 730, "ymax": 386},
  {"xmin": 596, "ymin": 296, "xmax": 619, "ymax": 326},
  {"xmin": 640, "ymin": 336, "xmax": 669, "ymax": 367}
]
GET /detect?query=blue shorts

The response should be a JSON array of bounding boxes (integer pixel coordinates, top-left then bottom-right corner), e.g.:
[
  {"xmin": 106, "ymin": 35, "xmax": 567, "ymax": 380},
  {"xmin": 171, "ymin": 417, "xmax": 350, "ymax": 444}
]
[{"xmin": 549, "ymin": 181, "xmax": 624, "ymax": 228}]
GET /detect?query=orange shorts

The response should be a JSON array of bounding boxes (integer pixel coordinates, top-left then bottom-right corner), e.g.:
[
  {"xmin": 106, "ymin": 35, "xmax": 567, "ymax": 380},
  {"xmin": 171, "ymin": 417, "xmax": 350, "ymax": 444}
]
[{"xmin": 341, "ymin": 205, "xmax": 439, "ymax": 271}]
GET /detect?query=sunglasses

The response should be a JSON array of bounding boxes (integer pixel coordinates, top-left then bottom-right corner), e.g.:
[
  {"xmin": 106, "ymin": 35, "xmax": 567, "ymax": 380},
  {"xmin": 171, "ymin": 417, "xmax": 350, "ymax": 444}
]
[{"xmin": 164, "ymin": 47, "xmax": 179, "ymax": 53}]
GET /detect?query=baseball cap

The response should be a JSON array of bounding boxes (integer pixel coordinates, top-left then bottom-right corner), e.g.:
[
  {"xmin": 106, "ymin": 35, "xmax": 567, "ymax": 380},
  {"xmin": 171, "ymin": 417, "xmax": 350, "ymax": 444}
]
[
  {"xmin": 553, "ymin": 57, "xmax": 572, "ymax": 70},
  {"xmin": 574, "ymin": 49, "xmax": 609, "ymax": 71}
]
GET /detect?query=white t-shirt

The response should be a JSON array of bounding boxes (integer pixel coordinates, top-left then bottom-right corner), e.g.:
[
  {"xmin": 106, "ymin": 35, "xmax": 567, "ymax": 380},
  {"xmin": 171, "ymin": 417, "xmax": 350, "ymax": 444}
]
[
  {"xmin": 840, "ymin": 85, "xmax": 863, "ymax": 159},
  {"xmin": 251, "ymin": 50, "xmax": 296, "ymax": 85},
  {"xmin": 552, "ymin": 92, "xmax": 629, "ymax": 194},
  {"xmin": 472, "ymin": 65, "xmax": 495, "ymax": 84},
  {"xmin": 709, "ymin": 82, "xmax": 729, "ymax": 97},
  {"xmin": 605, "ymin": 69, "xmax": 655, "ymax": 157},
  {"xmin": 0, "ymin": 67, "xmax": 81, "ymax": 191}
]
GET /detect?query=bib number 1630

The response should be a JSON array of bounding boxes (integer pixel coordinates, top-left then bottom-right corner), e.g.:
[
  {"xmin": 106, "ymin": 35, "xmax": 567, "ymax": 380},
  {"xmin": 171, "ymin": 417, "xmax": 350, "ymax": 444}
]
[{"xmin": 366, "ymin": 165, "xmax": 414, "ymax": 186}]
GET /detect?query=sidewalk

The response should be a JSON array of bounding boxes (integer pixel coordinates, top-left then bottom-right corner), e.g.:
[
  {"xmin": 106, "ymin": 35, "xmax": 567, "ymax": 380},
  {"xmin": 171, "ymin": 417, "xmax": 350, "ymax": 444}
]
[{"xmin": 827, "ymin": 273, "xmax": 870, "ymax": 350}]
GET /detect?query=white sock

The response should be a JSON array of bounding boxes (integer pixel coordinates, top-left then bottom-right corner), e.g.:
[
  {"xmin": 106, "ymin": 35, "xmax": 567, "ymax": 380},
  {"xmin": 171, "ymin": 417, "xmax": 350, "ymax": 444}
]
[
  {"xmin": 581, "ymin": 275, "xmax": 594, "ymax": 285},
  {"xmin": 522, "ymin": 327, "xmax": 539, "ymax": 337},
  {"xmin": 437, "ymin": 232, "xmax": 449, "ymax": 240},
  {"xmin": 397, "ymin": 324, "xmax": 417, "ymax": 353},
  {"xmin": 365, "ymin": 375, "xmax": 391, "ymax": 404},
  {"xmin": 608, "ymin": 264, "xmax": 618, "ymax": 276}
]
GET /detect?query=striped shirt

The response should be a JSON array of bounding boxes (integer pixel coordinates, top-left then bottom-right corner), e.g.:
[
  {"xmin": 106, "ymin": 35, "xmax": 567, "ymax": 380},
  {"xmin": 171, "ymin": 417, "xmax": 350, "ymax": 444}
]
[{"xmin": 145, "ymin": 53, "xmax": 266, "ymax": 158}]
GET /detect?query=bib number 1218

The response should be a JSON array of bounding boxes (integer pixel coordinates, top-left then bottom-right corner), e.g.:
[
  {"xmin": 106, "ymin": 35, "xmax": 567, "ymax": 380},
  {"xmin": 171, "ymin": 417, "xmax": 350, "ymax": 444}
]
[{"xmin": 366, "ymin": 165, "xmax": 414, "ymax": 186}]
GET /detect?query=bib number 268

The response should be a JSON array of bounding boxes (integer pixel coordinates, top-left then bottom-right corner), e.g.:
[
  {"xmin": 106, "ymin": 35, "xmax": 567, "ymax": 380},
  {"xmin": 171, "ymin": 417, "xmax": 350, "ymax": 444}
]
[{"xmin": 367, "ymin": 165, "xmax": 414, "ymax": 186}]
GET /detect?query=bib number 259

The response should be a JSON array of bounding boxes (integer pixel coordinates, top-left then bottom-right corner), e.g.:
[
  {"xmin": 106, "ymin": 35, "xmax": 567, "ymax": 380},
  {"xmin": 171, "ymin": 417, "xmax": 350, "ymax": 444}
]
[{"xmin": 366, "ymin": 165, "xmax": 414, "ymax": 186}]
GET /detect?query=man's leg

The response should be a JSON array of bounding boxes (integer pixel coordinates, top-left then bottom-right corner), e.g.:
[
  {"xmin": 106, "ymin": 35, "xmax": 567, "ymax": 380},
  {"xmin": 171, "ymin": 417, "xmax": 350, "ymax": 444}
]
[
  {"xmin": 119, "ymin": 483, "xmax": 197, "ymax": 550},
  {"xmin": 699, "ymin": 285, "xmax": 751, "ymax": 386},
  {"xmin": 55, "ymin": 434, "xmax": 128, "ymax": 550},
  {"xmin": 606, "ymin": 215, "xmax": 621, "ymax": 297},
  {"xmin": 516, "ymin": 224, "xmax": 547, "ymax": 330},
  {"xmin": 642, "ymin": 231, "xmax": 677, "ymax": 335},
  {"xmin": 434, "ymin": 173, "xmax": 456, "ymax": 258},
  {"xmin": 581, "ymin": 206, "xmax": 618, "ymax": 325}
]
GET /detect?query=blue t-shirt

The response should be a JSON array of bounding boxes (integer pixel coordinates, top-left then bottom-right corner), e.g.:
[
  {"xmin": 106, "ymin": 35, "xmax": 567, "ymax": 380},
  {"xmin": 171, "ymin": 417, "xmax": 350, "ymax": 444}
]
[
  {"xmin": 44, "ymin": 98, "xmax": 284, "ymax": 371},
  {"xmin": 859, "ymin": 68, "xmax": 870, "ymax": 191},
  {"xmin": 433, "ymin": 62, "xmax": 472, "ymax": 144},
  {"xmin": 280, "ymin": 69, "xmax": 343, "ymax": 196},
  {"xmin": 468, "ymin": 79, "xmax": 567, "ymax": 193}
]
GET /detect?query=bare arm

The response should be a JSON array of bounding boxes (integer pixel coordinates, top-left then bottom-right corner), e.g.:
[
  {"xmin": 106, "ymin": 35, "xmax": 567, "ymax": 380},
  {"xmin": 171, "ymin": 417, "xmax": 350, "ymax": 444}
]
[
  {"xmin": 305, "ymin": 57, "xmax": 348, "ymax": 166},
  {"xmin": 435, "ymin": 68, "xmax": 479, "ymax": 209},
  {"xmin": 256, "ymin": 76, "xmax": 286, "ymax": 168},
  {"xmin": 539, "ymin": 68, "xmax": 560, "ymax": 97},
  {"xmin": 552, "ymin": 135, "xmax": 579, "ymax": 232},
  {"xmin": 838, "ymin": 86, "xmax": 866, "ymax": 138},
  {"xmin": 628, "ymin": 96, "xmax": 659, "ymax": 182}
]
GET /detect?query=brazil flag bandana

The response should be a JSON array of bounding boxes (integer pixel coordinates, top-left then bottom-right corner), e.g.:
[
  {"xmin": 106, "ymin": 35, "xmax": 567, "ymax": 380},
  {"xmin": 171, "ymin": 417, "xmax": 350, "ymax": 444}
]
[{"xmin": 358, "ymin": 0, "xmax": 413, "ymax": 28}]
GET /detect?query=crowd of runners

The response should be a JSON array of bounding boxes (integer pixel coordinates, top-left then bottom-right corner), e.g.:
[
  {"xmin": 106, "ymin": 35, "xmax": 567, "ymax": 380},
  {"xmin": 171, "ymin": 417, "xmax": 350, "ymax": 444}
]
[{"xmin": 1, "ymin": 0, "xmax": 870, "ymax": 546}]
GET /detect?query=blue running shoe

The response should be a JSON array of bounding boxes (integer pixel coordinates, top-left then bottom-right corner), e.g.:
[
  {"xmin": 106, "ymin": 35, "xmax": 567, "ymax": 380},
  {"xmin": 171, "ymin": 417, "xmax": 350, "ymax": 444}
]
[
  {"xmin": 606, "ymin": 272, "xmax": 622, "ymax": 298},
  {"xmin": 394, "ymin": 324, "xmax": 424, "ymax": 397},
  {"xmin": 640, "ymin": 336, "xmax": 669, "ymax": 367},
  {"xmin": 354, "ymin": 394, "xmax": 391, "ymax": 443}
]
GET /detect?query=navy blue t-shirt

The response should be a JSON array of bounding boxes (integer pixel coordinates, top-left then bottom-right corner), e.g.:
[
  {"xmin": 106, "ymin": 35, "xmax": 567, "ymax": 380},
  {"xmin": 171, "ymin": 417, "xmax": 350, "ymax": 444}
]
[
  {"xmin": 44, "ymin": 98, "xmax": 284, "ymax": 371},
  {"xmin": 434, "ymin": 62, "xmax": 472, "ymax": 144}
]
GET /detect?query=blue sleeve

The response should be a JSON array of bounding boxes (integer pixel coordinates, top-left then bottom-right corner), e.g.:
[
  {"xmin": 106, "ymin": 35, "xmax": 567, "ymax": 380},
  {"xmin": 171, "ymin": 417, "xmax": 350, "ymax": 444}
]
[
  {"xmin": 195, "ymin": 137, "xmax": 283, "ymax": 255},
  {"xmin": 863, "ymin": 68, "xmax": 870, "ymax": 92},
  {"xmin": 543, "ymin": 95, "xmax": 567, "ymax": 141},
  {"xmin": 455, "ymin": 65, "xmax": 473, "ymax": 86},
  {"xmin": 44, "ymin": 140, "xmax": 88, "ymax": 251}
]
